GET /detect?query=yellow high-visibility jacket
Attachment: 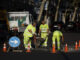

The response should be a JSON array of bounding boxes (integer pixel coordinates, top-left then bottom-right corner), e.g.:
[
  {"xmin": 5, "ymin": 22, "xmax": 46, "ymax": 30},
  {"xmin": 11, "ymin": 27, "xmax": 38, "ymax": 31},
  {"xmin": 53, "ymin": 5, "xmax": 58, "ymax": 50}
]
[
  {"xmin": 39, "ymin": 24, "xmax": 49, "ymax": 33},
  {"xmin": 23, "ymin": 24, "xmax": 36, "ymax": 37}
]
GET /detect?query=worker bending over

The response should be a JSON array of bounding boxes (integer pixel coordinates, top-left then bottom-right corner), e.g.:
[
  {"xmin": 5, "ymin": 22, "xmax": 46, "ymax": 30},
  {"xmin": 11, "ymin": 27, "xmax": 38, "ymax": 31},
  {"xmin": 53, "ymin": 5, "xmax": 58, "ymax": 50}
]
[
  {"xmin": 52, "ymin": 27, "xmax": 64, "ymax": 50},
  {"xmin": 23, "ymin": 22, "xmax": 36, "ymax": 50}
]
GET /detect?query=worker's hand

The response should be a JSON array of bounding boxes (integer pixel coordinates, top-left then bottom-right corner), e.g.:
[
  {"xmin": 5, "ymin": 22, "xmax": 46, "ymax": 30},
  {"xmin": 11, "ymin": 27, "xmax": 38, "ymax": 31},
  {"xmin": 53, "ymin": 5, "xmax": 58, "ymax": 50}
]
[
  {"xmin": 28, "ymin": 30, "xmax": 32, "ymax": 33},
  {"xmin": 47, "ymin": 29, "xmax": 50, "ymax": 34}
]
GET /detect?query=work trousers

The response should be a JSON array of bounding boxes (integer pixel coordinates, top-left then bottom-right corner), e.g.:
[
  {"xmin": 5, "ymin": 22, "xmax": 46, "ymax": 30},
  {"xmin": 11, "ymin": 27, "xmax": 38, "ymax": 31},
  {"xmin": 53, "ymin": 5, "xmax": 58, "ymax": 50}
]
[
  {"xmin": 52, "ymin": 36, "xmax": 61, "ymax": 50},
  {"xmin": 23, "ymin": 36, "xmax": 35, "ymax": 49},
  {"xmin": 41, "ymin": 33, "xmax": 48, "ymax": 47}
]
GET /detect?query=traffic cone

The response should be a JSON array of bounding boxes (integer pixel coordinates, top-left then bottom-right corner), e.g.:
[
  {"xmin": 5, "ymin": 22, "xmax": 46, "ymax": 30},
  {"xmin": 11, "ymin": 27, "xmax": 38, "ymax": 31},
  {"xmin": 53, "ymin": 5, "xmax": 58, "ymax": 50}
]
[
  {"xmin": 79, "ymin": 40, "xmax": 80, "ymax": 48},
  {"xmin": 52, "ymin": 44, "xmax": 56, "ymax": 53},
  {"xmin": 75, "ymin": 41, "xmax": 78, "ymax": 51},
  {"xmin": 26, "ymin": 43, "xmax": 31, "ymax": 53},
  {"xmin": 3, "ymin": 43, "xmax": 7, "ymax": 52},
  {"xmin": 64, "ymin": 43, "xmax": 68, "ymax": 53}
]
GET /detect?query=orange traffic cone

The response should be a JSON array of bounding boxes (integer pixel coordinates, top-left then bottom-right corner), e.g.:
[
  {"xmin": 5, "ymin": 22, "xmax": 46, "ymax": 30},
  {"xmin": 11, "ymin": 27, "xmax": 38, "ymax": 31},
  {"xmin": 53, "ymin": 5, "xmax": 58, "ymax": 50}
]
[
  {"xmin": 26, "ymin": 43, "xmax": 31, "ymax": 53},
  {"xmin": 64, "ymin": 43, "xmax": 68, "ymax": 53},
  {"xmin": 79, "ymin": 40, "xmax": 80, "ymax": 48},
  {"xmin": 75, "ymin": 41, "xmax": 78, "ymax": 51},
  {"xmin": 52, "ymin": 44, "xmax": 56, "ymax": 53},
  {"xmin": 3, "ymin": 43, "xmax": 7, "ymax": 52}
]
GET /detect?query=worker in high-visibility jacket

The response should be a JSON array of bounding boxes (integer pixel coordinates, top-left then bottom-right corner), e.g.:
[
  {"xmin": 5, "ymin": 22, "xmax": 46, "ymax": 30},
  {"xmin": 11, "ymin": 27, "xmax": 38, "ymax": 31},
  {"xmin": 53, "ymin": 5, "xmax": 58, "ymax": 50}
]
[
  {"xmin": 23, "ymin": 22, "xmax": 36, "ymax": 49},
  {"xmin": 52, "ymin": 28, "xmax": 64, "ymax": 50},
  {"xmin": 39, "ymin": 20, "xmax": 49, "ymax": 47}
]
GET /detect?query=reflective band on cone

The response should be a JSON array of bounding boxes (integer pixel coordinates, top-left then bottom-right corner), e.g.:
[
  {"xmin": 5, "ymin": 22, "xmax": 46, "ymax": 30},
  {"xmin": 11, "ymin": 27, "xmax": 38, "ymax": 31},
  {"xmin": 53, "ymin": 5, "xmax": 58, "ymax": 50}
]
[
  {"xmin": 26, "ymin": 43, "xmax": 31, "ymax": 53},
  {"xmin": 3, "ymin": 43, "xmax": 7, "ymax": 52},
  {"xmin": 75, "ymin": 41, "xmax": 78, "ymax": 51}
]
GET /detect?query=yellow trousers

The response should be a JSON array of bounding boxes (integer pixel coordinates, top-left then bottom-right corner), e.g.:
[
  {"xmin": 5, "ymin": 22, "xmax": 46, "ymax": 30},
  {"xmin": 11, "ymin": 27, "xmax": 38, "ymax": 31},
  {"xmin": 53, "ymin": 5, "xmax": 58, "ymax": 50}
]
[
  {"xmin": 23, "ymin": 36, "xmax": 31, "ymax": 49},
  {"xmin": 41, "ymin": 33, "xmax": 48, "ymax": 47}
]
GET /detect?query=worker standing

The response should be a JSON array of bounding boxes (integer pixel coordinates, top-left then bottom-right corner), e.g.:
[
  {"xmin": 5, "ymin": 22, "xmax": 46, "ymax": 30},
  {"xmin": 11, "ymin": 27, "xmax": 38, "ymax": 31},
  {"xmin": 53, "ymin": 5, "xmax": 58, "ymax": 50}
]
[
  {"xmin": 23, "ymin": 22, "xmax": 36, "ymax": 50},
  {"xmin": 52, "ymin": 26, "xmax": 64, "ymax": 50},
  {"xmin": 39, "ymin": 20, "xmax": 49, "ymax": 47}
]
